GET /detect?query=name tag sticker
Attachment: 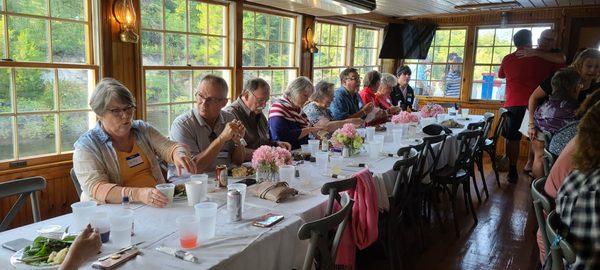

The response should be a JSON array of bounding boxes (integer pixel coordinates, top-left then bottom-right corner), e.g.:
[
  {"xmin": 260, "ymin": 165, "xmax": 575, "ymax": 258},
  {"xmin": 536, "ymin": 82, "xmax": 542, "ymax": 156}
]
[{"xmin": 126, "ymin": 153, "xmax": 143, "ymax": 168}]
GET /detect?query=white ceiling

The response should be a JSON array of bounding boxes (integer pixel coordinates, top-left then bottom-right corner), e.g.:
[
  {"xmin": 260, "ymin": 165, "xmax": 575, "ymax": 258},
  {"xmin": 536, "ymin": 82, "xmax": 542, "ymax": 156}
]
[{"xmin": 372, "ymin": 0, "xmax": 600, "ymax": 17}]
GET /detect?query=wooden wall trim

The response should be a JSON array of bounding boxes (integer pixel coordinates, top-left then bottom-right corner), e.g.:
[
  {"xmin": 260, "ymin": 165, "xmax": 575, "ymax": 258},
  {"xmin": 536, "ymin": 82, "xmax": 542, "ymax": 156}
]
[
  {"xmin": 234, "ymin": 0, "xmax": 244, "ymax": 99},
  {"xmin": 300, "ymin": 15, "xmax": 316, "ymax": 79}
]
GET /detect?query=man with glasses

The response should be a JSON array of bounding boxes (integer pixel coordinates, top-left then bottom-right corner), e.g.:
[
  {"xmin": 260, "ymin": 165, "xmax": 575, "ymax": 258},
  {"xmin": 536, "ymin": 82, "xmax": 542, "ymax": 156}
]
[
  {"xmin": 169, "ymin": 75, "xmax": 246, "ymax": 175},
  {"xmin": 224, "ymin": 78, "xmax": 291, "ymax": 161},
  {"xmin": 329, "ymin": 68, "xmax": 374, "ymax": 121}
]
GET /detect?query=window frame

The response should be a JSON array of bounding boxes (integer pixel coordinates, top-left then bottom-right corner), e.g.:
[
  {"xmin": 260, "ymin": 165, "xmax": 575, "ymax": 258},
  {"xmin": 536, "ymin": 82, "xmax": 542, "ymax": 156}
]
[
  {"xmin": 312, "ymin": 20, "xmax": 350, "ymax": 85},
  {"xmin": 241, "ymin": 6, "xmax": 300, "ymax": 100},
  {"xmin": 470, "ymin": 23, "xmax": 554, "ymax": 102},
  {"xmin": 351, "ymin": 26, "xmax": 383, "ymax": 75},
  {"xmin": 0, "ymin": 0, "xmax": 99, "ymax": 166},
  {"xmin": 140, "ymin": 0, "xmax": 233, "ymax": 136}
]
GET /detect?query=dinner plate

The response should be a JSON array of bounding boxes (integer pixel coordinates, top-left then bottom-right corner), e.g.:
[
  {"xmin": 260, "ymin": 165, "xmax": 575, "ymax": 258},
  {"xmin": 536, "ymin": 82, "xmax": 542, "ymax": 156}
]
[{"xmin": 10, "ymin": 248, "xmax": 60, "ymax": 269}]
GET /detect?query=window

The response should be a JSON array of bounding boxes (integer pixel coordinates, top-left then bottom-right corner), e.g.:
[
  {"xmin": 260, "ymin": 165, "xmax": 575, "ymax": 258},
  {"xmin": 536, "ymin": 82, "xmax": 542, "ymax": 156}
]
[
  {"xmin": 353, "ymin": 27, "xmax": 381, "ymax": 76},
  {"xmin": 141, "ymin": 0, "xmax": 231, "ymax": 135},
  {"xmin": 313, "ymin": 22, "xmax": 348, "ymax": 86},
  {"xmin": 242, "ymin": 9, "xmax": 297, "ymax": 101},
  {"xmin": 405, "ymin": 29, "xmax": 467, "ymax": 99},
  {"xmin": 471, "ymin": 26, "xmax": 551, "ymax": 101},
  {"xmin": 0, "ymin": 0, "xmax": 97, "ymax": 162}
]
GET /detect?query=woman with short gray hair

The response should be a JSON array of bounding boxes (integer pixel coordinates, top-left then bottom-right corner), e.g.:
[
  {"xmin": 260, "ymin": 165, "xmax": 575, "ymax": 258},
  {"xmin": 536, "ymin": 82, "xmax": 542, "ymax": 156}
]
[
  {"xmin": 303, "ymin": 80, "xmax": 363, "ymax": 131},
  {"xmin": 268, "ymin": 76, "xmax": 323, "ymax": 149},
  {"xmin": 376, "ymin": 73, "xmax": 401, "ymax": 114},
  {"xmin": 73, "ymin": 78, "xmax": 193, "ymax": 207}
]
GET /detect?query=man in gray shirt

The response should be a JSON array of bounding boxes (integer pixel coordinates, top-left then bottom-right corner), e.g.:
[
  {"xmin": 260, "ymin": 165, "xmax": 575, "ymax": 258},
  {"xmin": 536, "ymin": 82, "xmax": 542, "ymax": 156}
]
[
  {"xmin": 169, "ymin": 75, "xmax": 245, "ymax": 175},
  {"xmin": 224, "ymin": 78, "xmax": 291, "ymax": 160}
]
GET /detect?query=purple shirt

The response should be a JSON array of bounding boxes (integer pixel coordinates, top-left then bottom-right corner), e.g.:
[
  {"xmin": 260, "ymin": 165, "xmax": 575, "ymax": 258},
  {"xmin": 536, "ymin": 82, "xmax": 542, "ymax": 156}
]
[{"xmin": 534, "ymin": 98, "xmax": 578, "ymax": 134}]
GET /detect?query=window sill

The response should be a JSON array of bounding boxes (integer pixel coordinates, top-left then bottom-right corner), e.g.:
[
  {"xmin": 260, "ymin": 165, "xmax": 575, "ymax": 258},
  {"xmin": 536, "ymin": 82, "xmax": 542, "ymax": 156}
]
[{"xmin": 0, "ymin": 153, "xmax": 73, "ymax": 175}]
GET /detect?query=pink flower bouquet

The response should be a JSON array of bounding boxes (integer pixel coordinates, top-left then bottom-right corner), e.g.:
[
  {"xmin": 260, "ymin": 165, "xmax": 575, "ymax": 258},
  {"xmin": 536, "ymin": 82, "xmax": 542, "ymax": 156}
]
[
  {"xmin": 251, "ymin": 145, "xmax": 292, "ymax": 171},
  {"xmin": 391, "ymin": 111, "xmax": 420, "ymax": 124},
  {"xmin": 419, "ymin": 103, "xmax": 445, "ymax": 118},
  {"xmin": 330, "ymin": 123, "xmax": 363, "ymax": 151}
]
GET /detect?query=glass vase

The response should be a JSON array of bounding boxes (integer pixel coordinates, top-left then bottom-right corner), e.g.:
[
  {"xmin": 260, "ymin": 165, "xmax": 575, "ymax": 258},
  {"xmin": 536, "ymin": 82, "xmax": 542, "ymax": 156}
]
[{"xmin": 255, "ymin": 166, "xmax": 279, "ymax": 182}]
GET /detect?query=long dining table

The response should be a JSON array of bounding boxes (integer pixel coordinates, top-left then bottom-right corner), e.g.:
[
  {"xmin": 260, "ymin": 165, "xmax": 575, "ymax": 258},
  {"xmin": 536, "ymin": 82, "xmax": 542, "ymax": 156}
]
[{"xmin": 0, "ymin": 114, "xmax": 484, "ymax": 269}]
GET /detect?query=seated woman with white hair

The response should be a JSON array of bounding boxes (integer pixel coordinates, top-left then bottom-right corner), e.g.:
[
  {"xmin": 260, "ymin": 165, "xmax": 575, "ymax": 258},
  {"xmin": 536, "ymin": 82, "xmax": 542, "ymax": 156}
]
[
  {"xmin": 268, "ymin": 76, "xmax": 324, "ymax": 150},
  {"xmin": 73, "ymin": 78, "xmax": 194, "ymax": 207},
  {"xmin": 303, "ymin": 81, "xmax": 364, "ymax": 131},
  {"xmin": 378, "ymin": 73, "xmax": 401, "ymax": 114}
]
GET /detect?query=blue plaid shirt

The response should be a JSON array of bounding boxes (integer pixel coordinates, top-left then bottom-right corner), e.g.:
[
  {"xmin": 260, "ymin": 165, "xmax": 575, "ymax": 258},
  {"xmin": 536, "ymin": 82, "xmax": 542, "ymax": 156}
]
[{"xmin": 329, "ymin": 86, "xmax": 363, "ymax": 120}]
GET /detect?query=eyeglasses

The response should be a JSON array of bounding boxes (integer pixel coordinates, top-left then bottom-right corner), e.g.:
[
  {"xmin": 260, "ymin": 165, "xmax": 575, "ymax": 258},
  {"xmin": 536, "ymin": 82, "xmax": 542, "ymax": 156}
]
[
  {"xmin": 196, "ymin": 93, "xmax": 226, "ymax": 104},
  {"xmin": 106, "ymin": 105, "xmax": 135, "ymax": 117},
  {"xmin": 248, "ymin": 90, "xmax": 270, "ymax": 104},
  {"xmin": 346, "ymin": 76, "xmax": 361, "ymax": 82}
]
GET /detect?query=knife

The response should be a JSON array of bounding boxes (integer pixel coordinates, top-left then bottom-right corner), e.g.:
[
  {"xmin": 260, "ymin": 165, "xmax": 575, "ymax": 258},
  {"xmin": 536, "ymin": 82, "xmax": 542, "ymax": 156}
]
[
  {"xmin": 156, "ymin": 246, "xmax": 199, "ymax": 263},
  {"xmin": 98, "ymin": 241, "xmax": 145, "ymax": 261}
]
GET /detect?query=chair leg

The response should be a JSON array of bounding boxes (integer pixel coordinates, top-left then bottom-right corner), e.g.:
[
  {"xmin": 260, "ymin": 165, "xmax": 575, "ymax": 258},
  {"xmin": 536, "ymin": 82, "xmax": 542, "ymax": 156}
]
[
  {"xmin": 470, "ymin": 165, "xmax": 482, "ymax": 204},
  {"xmin": 477, "ymin": 155, "xmax": 489, "ymax": 200},
  {"xmin": 463, "ymin": 181, "xmax": 478, "ymax": 226},
  {"xmin": 486, "ymin": 149, "xmax": 501, "ymax": 187},
  {"xmin": 450, "ymin": 184, "xmax": 460, "ymax": 237}
]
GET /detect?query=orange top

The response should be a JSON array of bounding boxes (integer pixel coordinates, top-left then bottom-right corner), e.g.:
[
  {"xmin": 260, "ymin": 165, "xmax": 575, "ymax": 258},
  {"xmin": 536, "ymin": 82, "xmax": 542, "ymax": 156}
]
[{"xmin": 115, "ymin": 142, "xmax": 157, "ymax": 188}]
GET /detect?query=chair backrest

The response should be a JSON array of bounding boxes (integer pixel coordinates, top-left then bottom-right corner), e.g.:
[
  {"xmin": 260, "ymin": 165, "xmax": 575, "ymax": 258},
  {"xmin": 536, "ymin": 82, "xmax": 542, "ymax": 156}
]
[
  {"xmin": 70, "ymin": 168, "xmax": 83, "ymax": 199},
  {"xmin": 456, "ymin": 129, "xmax": 483, "ymax": 171},
  {"xmin": 531, "ymin": 177, "xmax": 554, "ymax": 259},
  {"xmin": 321, "ymin": 177, "xmax": 357, "ymax": 216},
  {"xmin": 483, "ymin": 112, "xmax": 495, "ymax": 139},
  {"xmin": 417, "ymin": 134, "xmax": 448, "ymax": 180},
  {"xmin": 542, "ymin": 148, "xmax": 556, "ymax": 177},
  {"xmin": 546, "ymin": 211, "xmax": 577, "ymax": 270},
  {"xmin": 298, "ymin": 193, "xmax": 354, "ymax": 270},
  {"xmin": 467, "ymin": 121, "xmax": 486, "ymax": 151},
  {"xmin": 491, "ymin": 108, "xmax": 509, "ymax": 143},
  {"xmin": 391, "ymin": 146, "xmax": 420, "ymax": 206},
  {"xmin": 0, "ymin": 177, "xmax": 47, "ymax": 232}
]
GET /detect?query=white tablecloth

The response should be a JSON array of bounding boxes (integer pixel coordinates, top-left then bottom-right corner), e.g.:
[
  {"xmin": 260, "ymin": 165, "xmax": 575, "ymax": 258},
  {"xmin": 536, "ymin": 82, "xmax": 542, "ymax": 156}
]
[{"xmin": 0, "ymin": 114, "xmax": 483, "ymax": 269}]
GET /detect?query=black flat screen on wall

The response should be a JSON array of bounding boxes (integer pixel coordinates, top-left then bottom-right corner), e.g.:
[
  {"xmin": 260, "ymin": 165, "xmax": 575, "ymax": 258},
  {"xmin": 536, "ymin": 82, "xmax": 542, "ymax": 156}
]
[{"xmin": 379, "ymin": 22, "xmax": 437, "ymax": 59}]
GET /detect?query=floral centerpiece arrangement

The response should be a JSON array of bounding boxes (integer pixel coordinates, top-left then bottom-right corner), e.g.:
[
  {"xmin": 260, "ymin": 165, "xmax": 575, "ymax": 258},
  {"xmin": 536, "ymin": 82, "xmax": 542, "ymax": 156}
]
[
  {"xmin": 330, "ymin": 123, "xmax": 363, "ymax": 157},
  {"xmin": 251, "ymin": 146, "xmax": 292, "ymax": 182},
  {"xmin": 391, "ymin": 111, "xmax": 420, "ymax": 124},
  {"xmin": 419, "ymin": 103, "xmax": 445, "ymax": 118}
]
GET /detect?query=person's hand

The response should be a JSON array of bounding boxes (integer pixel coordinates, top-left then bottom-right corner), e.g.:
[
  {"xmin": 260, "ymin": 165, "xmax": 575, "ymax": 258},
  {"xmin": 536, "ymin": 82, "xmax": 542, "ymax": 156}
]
[
  {"xmin": 276, "ymin": 141, "xmax": 292, "ymax": 150},
  {"xmin": 516, "ymin": 48, "xmax": 539, "ymax": 58},
  {"xmin": 528, "ymin": 126, "xmax": 537, "ymax": 140},
  {"xmin": 229, "ymin": 120, "xmax": 246, "ymax": 144},
  {"xmin": 388, "ymin": 106, "xmax": 401, "ymax": 115},
  {"xmin": 173, "ymin": 148, "xmax": 195, "ymax": 176},
  {"xmin": 375, "ymin": 109, "xmax": 387, "ymax": 119},
  {"xmin": 361, "ymin": 102, "xmax": 374, "ymax": 114},
  {"xmin": 220, "ymin": 121, "xmax": 238, "ymax": 142},
  {"xmin": 134, "ymin": 187, "xmax": 169, "ymax": 208},
  {"xmin": 345, "ymin": 117, "xmax": 364, "ymax": 127},
  {"xmin": 61, "ymin": 224, "xmax": 101, "ymax": 269}
]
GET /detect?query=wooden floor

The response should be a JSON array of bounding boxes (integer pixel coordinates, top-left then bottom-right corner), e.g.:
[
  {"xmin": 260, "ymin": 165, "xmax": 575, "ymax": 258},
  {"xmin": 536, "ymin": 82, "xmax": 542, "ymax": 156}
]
[{"xmin": 359, "ymin": 157, "xmax": 541, "ymax": 270}]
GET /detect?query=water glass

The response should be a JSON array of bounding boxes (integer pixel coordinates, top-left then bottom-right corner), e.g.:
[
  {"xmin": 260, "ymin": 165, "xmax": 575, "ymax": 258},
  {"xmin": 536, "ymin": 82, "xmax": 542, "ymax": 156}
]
[
  {"xmin": 300, "ymin": 144, "xmax": 311, "ymax": 154},
  {"xmin": 109, "ymin": 209, "xmax": 134, "ymax": 248},
  {"xmin": 373, "ymin": 134, "xmax": 385, "ymax": 144},
  {"xmin": 90, "ymin": 210, "xmax": 110, "ymax": 243},
  {"xmin": 176, "ymin": 215, "xmax": 199, "ymax": 249},
  {"xmin": 279, "ymin": 165, "xmax": 295, "ymax": 182},
  {"xmin": 156, "ymin": 183, "xmax": 175, "ymax": 205},
  {"xmin": 227, "ymin": 183, "xmax": 247, "ymax": 212},
  {"xmin": 448, "ymin": 107, "xmax": 457, "ymax": 116},
  {"xmin": 185, "ymin": 178, "xmax": 207, "ymax": 206},
  {"xmin": 368, "ymin": 142, "xmax": 382, "ymax": 158},
  {"xmin": 356, "ymin": 128, "xmax": 366, "ymax": 138},
  {"xmin": 314, "ymin": 151, "xmax": 329, "ymax": 174},
  {"xmin": 194, "ymin": 202, "xmax": 218, "ymax": 240},
  {"xmin": 71, "ymin": 201, "xmax": 97, "ymax": 233},
  {"xmin": 365, "ymin": 126, "xmax": 376, "ymax": 141},
  {"xmin": 308, "ymin": 139, "xmax": 320, "ymax": 154},
  {"xmin": 393, "ymin": 128, "xmax": 404, "ymax": 144},
  {"xmin": 461, "ymin": 108, "xmax": 470, "ymax": 118},
  {"xmin": 330, "ymin": 155, "xmax": 343, "ymax": 175}
]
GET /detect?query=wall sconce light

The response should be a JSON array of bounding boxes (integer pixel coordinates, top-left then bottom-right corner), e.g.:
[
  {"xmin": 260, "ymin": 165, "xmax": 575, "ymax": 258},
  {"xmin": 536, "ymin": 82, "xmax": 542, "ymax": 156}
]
[
  {"xmin": 305, "ymin": 27, "xmax": 318, "ymax": 53},
  {"xmin": 113, "ymin": 0, "xmax": 139, "ymax": 43}
]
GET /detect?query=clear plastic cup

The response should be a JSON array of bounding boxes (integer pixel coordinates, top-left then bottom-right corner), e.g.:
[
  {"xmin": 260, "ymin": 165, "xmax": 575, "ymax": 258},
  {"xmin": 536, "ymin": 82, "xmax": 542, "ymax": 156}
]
[
  {"xmin": 279, "ymin": 165, "xmax": 295, "ymax": 182},
  {"xmin": 156, "ymin": 183, "xmax": 175, "ymax": 205},
  {"xmin": 227, "ymin": 183, "xmax": 247, "ymax": 212},
  {"xmin": 176, "ymin": 215, "xmax": 199, "ymax": 249},
  {"xmin": 308, "ymin": 139, "xmax": 320, "ymax": 154},
  {"xmin": 194, "ymin": 202, "xmax": 217, "ymax": 240},
  {"xmin": 461, "ymin": 108, "xmax": 470, "ymax": 118},
  {"xmin": 314, "ymin": 151, "xmax": 329, "ymax": 174},
  {"xmin": 368, "ymin": 142, "xmax": 381, "ymax": 158},
  {"xmin": 330, "ymin": 156, "xmax": 343, "ymax": 175},
  {"xmin": 300, "ymin": 144, "xmax": 311, "ymax": 155},
  {"xmin": 185, "ymin": 178, "xmax": 207, "ymax": 206},
  {"xmin": 366, "ymin": 127, "xmax": 376, "ymax": 141},
  {"xmin": 373, "ymin": 134, "xmax": 385, "ymax": 143},
  {"xmin": 90, "ymin": 210, "xmax": 110, "ymax": 243},
  {"xmin": 393, "ymin": 128, "xmax": 404, "ymax": 144},
  {"xmin": 356, "ymin": 128, "xmax": 366, "ymax": 138},
  {"xmin": 71, "ymin": 201, "xmax": 97, "ymax": 232},
  {"xmin": 109, "ymin": 209, "xmax": 134, "ymax": 248}
]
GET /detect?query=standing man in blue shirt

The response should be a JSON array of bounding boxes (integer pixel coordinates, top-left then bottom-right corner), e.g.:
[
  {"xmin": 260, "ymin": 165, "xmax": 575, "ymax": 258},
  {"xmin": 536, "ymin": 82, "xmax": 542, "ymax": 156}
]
[{"xmin": 329, "ymin": 68, "xmax": 374, "ymax": 120}]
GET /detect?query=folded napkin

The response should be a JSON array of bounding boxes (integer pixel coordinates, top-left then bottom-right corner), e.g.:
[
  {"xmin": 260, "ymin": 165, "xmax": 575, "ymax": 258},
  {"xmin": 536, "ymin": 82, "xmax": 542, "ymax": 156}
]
[{"xmin": 249, "ymin": 182, "xmax": 298, "ymax": 203}]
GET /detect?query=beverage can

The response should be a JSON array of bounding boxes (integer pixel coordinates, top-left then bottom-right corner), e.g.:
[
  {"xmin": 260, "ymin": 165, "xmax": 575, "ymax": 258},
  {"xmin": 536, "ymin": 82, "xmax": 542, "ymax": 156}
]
[
  {"xmin": 216, "ymin": 165, "xmax": 228, "ymax": 187},
  {"xmin": 227, "ymin": 189, "xmax": 242, "ymax": 222}
]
